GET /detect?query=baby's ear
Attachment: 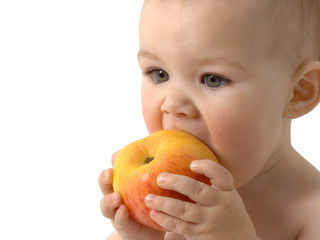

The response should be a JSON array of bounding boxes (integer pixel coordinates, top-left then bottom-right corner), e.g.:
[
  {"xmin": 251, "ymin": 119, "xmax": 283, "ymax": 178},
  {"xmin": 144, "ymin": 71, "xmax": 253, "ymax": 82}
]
[{"xmin": 284, "ymin": 61, "xmax": 320, "ymax": 119}]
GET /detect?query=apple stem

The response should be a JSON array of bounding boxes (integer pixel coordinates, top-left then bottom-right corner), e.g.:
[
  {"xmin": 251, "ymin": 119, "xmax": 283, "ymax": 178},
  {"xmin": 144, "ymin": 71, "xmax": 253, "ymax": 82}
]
[{"xmin": 144, "ymin": 157, "xmax": 154, "ymax": 164}]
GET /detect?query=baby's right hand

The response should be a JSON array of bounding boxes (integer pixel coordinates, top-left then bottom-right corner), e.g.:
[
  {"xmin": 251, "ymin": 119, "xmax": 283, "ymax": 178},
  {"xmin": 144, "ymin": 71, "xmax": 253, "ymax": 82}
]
[{"xmin": 98, "ymin": 152, "xmax": 165, "ymax": 240}]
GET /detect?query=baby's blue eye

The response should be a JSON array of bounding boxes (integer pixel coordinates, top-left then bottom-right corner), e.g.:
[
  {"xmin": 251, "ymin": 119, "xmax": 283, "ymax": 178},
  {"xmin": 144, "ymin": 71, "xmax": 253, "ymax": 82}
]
[
  {"xmin": 203, "ymin": 74, "xmax": 228, "ymax": 88},
  {"xmin": 153, "ymin": 70, "xmax": 169, "ymax": 83}
]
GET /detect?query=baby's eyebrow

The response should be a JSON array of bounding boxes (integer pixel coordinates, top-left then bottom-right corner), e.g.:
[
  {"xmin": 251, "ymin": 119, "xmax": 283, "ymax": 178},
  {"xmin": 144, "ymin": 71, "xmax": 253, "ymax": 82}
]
[
  {"xmin": 199, "ymin": 56, "xmax": 245, "ymax": 71},
  {"xmin": 138, "ymin": 50, "xmax": 245, "ymax": 71},
  {"xmin": 137, "ymin": 50, "xmax": 159, "ymax": 61}
]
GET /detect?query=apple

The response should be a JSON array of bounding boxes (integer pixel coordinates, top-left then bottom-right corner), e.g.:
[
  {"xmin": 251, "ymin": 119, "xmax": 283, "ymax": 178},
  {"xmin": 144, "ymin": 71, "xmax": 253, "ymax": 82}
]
[{"xmin": 112, "ymin": 129, "xmax": 218, "ymax": 231}]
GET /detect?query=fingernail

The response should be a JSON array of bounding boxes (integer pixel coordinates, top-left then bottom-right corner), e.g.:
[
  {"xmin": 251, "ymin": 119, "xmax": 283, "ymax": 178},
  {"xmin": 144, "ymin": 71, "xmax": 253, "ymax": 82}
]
[
  {"xmin": 158, "ymin": 172, "xmax": 168, "ymax": 184},
  {"xmin": 145, "ymin": 194, "xmax": 156, "ymax": 204},
  {"xmin": 150, "ymin": 210, "xmax": 158, "ymax": 219},
  {"xmin": 190, "ymin": 161, "xmax": 199, "ymax": 169}
]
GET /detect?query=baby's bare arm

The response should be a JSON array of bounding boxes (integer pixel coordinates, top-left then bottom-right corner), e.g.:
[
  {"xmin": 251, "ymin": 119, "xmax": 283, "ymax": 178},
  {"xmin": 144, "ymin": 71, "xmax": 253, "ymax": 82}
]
[
  {"xmin": 164, "ymin": 232, "xmax": 186, "ymax": 240},
  {"xmin": 297, "ymin": 212, "xmax": 320, "ymax": 240},
  {"xmin": 107, "ymin": 231, "xmax": 121, "ymax": 240},
  {"xmin": 107, "ymin": 231, "xmax": 186, "ymax": 240}
]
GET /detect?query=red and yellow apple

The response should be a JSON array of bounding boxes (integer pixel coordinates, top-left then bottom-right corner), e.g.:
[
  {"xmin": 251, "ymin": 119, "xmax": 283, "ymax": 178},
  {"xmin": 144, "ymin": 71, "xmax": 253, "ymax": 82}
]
[{"xmin": 112, "ymin": 129, "xmax": 218, "ymax": 231}]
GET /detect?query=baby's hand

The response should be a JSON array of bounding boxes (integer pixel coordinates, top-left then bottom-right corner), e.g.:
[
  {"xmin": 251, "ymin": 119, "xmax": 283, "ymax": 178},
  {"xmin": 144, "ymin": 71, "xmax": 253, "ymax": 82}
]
[
  {"xmin": 145, "ymin": 160, "xmax": 258, "ymax": 240},
  {"xmin": 98, "ymin": 152, "xmax": 165, "ymax": 240}
]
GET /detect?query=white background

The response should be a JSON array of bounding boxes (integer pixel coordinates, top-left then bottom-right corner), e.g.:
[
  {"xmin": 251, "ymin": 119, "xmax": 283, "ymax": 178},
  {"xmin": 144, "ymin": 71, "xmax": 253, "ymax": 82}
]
[{"xmin": 0, "ymin": 1, "xmax": 319, "ymax": 239}]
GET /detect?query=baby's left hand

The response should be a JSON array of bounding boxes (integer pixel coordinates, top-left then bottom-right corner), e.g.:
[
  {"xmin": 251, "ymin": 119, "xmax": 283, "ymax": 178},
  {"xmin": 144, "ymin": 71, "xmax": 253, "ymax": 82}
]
[{"xmin": 145, "ymin": 160, "xmax": 258, "ymax": 240}]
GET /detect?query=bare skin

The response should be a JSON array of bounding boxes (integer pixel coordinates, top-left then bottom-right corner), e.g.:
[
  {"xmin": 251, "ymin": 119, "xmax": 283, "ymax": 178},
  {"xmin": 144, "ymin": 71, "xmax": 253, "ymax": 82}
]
[{"xmin": 99, "ymin": 0, "xmax": 320, "ymax": 239}]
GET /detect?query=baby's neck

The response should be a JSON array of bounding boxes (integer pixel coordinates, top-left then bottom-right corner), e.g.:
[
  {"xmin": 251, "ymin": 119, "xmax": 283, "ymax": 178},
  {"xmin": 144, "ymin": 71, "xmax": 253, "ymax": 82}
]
[{"xmin": 238, "ymin": 146, "xmax": 298, "ymax": 199}]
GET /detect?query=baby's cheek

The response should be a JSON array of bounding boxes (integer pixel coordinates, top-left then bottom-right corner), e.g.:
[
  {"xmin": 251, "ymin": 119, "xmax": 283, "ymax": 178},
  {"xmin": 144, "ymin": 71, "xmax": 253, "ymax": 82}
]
[
  {"xmin": 213, "ymin": 119, "xmax": 251, "ymax": 156},
  {"xmin": 211, "ymin": 113, "xmax": 262, "ymax": 166},
  {"xmin": 141, "ymin": 82, "xmax": 163, "ymax": 134},
  {"xmin": 141, "ymin": 100, "xmax": 163, "ymax": 134}
]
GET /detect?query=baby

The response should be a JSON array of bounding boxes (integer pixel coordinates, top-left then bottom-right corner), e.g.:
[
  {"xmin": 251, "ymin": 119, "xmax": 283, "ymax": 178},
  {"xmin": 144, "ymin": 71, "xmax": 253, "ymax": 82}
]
[{"xmin": 99, "ymin": 0, "xmax": 320, "ymax": 239}]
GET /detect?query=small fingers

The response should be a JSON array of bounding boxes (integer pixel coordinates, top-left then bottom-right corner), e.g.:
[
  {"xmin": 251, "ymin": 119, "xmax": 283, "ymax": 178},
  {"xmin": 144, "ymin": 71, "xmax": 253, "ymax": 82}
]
[
  {"xmin": 98, "ymin": 168, "xmax": 113, "ymax": 195},
  {"xmin": 100, "ymin": 192, "xmax": 122, "ymax": 219},
  {"xmin": 99, "ymin": 150, "xmax": 120, "ymax": 195},
  {"xmin": 149, "ymin": 210, "xmax": 194, "ymax": 237},
  {"xmin": 145, "ymin": 194, "xmax": 203, "ymax": 223},
  {"xmin": 111, "ymin": 150, "xmax": 121, "ymax": 167},
  {"xmin": 156, "ymin": 173, "xmax": 217, "ymax": 206},
  {"xmin": 191, "ymin": 160, "xmax": 234, "ymax": 191},
  {"xmin": 112, "ymin": 204, "xmax": 132, "ymax": 231}
]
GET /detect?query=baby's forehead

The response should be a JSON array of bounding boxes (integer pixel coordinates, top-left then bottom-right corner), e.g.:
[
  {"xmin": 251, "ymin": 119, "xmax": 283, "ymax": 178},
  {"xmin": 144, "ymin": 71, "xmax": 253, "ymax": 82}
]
[
  {"xmin": 141, "ymin": 0, "xmax": 288, "ymax": 45},
  {"xmin": 142, "ymin": 0, "xmax": 318, "ymax": 64}
]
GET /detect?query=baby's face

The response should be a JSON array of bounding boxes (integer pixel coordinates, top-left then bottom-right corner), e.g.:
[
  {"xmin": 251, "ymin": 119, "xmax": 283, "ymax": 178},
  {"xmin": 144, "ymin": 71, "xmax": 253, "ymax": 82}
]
[{"xmin": 138, "ymin": 0, "xmax": 294, "ymax": 187}]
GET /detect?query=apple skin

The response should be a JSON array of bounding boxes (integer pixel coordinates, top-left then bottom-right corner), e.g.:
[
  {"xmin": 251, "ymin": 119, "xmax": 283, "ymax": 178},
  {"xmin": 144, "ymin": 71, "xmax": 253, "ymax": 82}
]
[{"xmin": 112, "ymin": 129, "xmax": 218, "ymax": 231}]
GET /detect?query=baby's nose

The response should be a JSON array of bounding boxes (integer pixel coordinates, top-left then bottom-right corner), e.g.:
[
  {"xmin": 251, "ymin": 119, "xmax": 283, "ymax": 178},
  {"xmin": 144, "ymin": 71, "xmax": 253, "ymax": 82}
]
[{"xmin": 160, "ymin": 89, "xmax": 198, "ymax": 118}]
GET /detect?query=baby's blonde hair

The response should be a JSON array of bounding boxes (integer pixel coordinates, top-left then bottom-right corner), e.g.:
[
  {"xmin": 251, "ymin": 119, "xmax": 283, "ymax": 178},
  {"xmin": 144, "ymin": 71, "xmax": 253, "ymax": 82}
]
[
  {"xmin": 299, "ymin": 0, "xmax": 320, "ymax": 61},
  {"xmin": 273, "ymin": 0, "xmax": 320, "ymax": 63},
  {"xmin": 142, "ymin": 0, "xmax": 320, "ymax": 64}
]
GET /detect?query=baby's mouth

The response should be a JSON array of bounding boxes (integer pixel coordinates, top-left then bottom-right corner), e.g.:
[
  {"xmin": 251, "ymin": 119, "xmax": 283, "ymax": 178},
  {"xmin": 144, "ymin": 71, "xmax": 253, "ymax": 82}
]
[{"xmin": 163, "ymin": 127, "xmax": 213, "ymax": 153}]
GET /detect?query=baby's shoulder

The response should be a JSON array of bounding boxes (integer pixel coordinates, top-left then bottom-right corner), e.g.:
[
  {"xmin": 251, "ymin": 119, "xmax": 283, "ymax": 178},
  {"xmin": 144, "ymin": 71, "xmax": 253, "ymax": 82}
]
[
  {"xmin": 296, "ymin": 192, "xmax": 320, "ymax": 239},
  {"xmin": 258, "ymin": 156, "xmax": 320, "ymax": 239},
  {"xmin": 289, "ymin": 161, "xmax": 320, "ymax": 239},
  {"xmin": 288, "ymin": 158, "xmax": 320, "ymax": 213}
]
